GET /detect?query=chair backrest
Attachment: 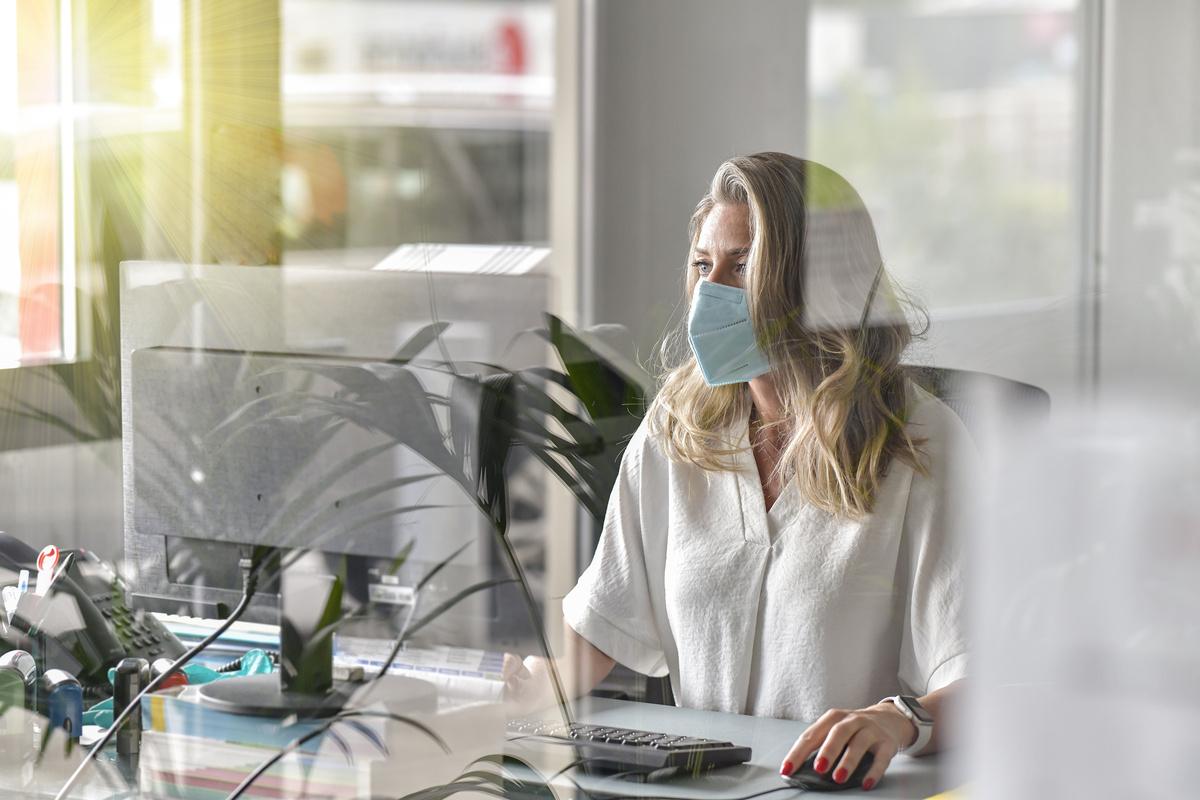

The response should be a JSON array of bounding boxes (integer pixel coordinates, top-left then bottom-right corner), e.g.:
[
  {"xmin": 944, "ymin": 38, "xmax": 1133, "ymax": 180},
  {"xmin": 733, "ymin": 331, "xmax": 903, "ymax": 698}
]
[{"xmin": 912, "ymin": 366, "xmax": 1051, "ymax": 451}]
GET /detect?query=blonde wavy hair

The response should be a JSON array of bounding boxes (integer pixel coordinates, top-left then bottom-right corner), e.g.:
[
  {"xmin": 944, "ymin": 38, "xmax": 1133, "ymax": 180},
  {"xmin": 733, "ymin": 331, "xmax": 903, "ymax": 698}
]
[{"xmin": 649, "ymin": 153, "xmax": 927, "ymax": 519}]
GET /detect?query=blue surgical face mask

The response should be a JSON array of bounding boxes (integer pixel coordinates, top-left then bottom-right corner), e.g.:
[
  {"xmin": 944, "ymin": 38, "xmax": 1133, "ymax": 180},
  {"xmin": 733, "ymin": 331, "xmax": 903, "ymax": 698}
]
[{"xmin": 687, "ymin": 281, "xmax": 771, "ymax": 386}]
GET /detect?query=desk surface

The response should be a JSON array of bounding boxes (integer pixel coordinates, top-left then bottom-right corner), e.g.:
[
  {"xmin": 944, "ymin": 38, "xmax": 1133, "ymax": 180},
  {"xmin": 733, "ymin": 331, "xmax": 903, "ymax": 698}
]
[
  {"xmin": 513, "ymin": 696, "xmax": 955, "ymax": 800},
  {"xmin": 9, "ymin": 695, "xmax": 956, "ymax": 799}
]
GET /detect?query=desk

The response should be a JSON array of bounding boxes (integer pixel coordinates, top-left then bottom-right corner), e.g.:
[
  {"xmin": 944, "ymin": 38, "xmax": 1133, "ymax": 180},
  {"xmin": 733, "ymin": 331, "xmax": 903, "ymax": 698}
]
[
  {"xmin": 511, "ymin": 697, "xmax": 955, "ymax": 800},
  {"xmin": 10, "ymin": 696, "xmax": 955, "ymax": 799}
]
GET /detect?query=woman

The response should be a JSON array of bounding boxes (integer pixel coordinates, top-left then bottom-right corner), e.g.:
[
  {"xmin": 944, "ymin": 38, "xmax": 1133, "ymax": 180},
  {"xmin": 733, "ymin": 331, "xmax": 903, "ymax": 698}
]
[{"xmin": 510, "ymin": 153, "xmax": 974, "ymax": 791}]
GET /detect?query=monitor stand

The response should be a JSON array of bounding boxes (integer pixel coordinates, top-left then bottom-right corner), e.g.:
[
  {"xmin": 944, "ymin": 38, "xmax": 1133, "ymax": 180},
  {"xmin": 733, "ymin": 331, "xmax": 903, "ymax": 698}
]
[
  {"xmin": 197, "ymin": 559, "xmax": 353, "ymax": 718},
  {"xmin": 197, "ymin": 672, "xmax": 354, "ymax": 717}
]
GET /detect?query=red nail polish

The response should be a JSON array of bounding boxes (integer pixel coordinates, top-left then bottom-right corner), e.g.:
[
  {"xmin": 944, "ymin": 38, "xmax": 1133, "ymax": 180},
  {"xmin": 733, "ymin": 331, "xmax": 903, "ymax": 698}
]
[
  {"xmin": 781, "ymin": 761, "xmax": 794, "ymax": 776},
  {"xmin": 833, "ymin": 768, "xmax": 848, "ymax": 784},
  {"xmin": 814, "ymin": 757, "xmax": 829, "ymax": 773},
  {"xmin": 863, "ymin": 778, "xmax": 876, "ymax": 791}
]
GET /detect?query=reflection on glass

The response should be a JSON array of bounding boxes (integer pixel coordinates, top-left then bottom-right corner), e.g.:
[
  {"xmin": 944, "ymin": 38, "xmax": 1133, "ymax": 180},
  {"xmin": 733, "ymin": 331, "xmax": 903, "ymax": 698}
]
[
  {"xmin": 810, "ymin": 0, "xmax": 1078, "ymax": 309},
  {"xmin": 109, "ymin": 261, "xmax": 641, "ymax": 799},
  {"xmin": 280, "ymin": 0, "xmax": 553, "ymax": 264},
  {"xmin": 2, "ymin": 0, "xmax": 66, "ymax": 362},
  {"xmin": 1, "ymin": 0, "xmax": 18, "ymax": 360}
]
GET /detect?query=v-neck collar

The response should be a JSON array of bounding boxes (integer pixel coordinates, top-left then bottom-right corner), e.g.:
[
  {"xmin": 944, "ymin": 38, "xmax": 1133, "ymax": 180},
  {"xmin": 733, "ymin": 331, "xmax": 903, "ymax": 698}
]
[{"xmin": 733, "ymin": 413, "xmax": 800, "ymax": 544}]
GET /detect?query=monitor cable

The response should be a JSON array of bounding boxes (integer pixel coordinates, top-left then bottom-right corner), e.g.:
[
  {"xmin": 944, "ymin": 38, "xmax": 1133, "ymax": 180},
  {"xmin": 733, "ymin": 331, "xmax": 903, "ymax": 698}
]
[{"xmin": 53, "ymin": 546, "xmax": 276, "ymax": 800}]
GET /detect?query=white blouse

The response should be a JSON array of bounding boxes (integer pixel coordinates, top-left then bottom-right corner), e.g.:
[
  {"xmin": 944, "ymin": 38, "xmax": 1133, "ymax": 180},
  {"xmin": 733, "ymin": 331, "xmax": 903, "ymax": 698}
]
[{"xmin": 562, "ymin": 386, "xmax": 975, "ymax": 722}]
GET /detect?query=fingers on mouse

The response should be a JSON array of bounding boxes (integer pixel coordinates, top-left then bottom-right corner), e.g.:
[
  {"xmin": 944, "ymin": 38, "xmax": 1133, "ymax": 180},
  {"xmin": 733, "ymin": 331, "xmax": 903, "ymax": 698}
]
[{"xmin": 782, "ymin": 750, "xmax": 876, "ymax": 792}]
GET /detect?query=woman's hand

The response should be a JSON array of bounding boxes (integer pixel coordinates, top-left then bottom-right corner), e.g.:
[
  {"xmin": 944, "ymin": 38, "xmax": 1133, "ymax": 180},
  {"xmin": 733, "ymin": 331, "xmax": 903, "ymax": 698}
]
[
  {"xmin": 779, "ymin": 702, "xmax": 913, "ymax": 791},
  {"xmin": 778, "ymin": 682, "xmax": 960, "ymax": 791},
  {"xmin": 501, "ymin": 621, "xmax": 617, "ymax": 715},
  {"xmin": 503, "ymin": 653, "xmax": 556, "ymax": 714},
  {"xmin": 502, "ymin": 652, "xmax": 535, "ymax": 695}
]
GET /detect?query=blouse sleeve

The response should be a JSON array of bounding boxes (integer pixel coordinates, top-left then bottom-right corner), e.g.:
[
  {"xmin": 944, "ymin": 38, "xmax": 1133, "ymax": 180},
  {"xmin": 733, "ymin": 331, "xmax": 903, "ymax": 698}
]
[
  {"xmin": 562, "ymin": 420, "xmax": 670, "ymax": 677},
  {"xmin": 897, "ymin": 392, "xmax": 977, "ymax": 696}
]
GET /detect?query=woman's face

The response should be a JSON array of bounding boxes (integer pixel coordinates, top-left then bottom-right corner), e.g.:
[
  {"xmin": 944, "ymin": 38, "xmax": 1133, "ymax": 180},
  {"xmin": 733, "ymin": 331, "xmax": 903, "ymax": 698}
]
[{"xmin": 692, "ymin": 203, "xmax": 752, "ymax": 290}]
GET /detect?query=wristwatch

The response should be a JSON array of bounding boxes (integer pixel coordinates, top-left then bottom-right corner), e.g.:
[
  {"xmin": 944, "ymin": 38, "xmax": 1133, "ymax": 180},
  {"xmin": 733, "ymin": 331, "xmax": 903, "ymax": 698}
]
[{"xmin": 881, "ymin": 695, "xmax": 933, "ymax": 754}]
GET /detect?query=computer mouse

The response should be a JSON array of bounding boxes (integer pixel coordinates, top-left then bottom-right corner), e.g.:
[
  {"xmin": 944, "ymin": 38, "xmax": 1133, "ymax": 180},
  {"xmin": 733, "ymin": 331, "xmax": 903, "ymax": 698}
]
[{"xmin": 783, "ymin": 750, "xmax": 875, "ymax": 792}]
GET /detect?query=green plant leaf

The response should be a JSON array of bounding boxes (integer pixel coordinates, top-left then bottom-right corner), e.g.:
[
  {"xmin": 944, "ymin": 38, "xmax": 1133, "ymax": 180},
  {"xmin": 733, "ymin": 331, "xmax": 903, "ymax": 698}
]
[{"xmin": 538, "ymin": 314, "xmax": 651, "ymax": 420}]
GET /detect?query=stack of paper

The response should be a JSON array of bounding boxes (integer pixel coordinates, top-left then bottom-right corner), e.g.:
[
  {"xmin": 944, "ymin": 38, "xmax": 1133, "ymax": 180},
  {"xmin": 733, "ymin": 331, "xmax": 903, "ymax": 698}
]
[{"xmin": 139, "ymin": 679, "xmax": 506, "ymax": 799}]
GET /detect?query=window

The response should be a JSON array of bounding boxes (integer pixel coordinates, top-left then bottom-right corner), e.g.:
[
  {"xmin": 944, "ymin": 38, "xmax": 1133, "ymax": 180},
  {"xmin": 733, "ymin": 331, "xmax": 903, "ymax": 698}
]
[{"xmin": 1, "ymin": 0, "xmax": 69, "ymax": 363}]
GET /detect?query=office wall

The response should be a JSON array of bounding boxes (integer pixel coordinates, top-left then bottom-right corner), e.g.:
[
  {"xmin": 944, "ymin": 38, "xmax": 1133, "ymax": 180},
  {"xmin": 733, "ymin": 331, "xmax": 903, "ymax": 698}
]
[
  {"xmin": 1099, "ymin": 0, "xmax": 1200, "ymax": 402},
  {"xmin": 578, "ymin": 0, "xmax": 810, "ymax": 358}
]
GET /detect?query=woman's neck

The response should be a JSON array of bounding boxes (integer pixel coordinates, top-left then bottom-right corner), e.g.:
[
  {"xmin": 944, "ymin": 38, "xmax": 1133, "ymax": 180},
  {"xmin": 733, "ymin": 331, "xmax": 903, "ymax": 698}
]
[{"xmin": 748, "ymin": 374, "xmax": 786, "ymax": 427}]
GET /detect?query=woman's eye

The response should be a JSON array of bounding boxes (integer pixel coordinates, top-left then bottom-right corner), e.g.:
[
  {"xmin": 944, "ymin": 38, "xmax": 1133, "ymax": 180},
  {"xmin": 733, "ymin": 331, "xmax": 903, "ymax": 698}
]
[
  {"xmin": 692, "ymin": 260, "xmax": 712, "ymax": 274},
  {"xmin": 735, "ymin": 262, "xmax": 747, "ymax": 273}
]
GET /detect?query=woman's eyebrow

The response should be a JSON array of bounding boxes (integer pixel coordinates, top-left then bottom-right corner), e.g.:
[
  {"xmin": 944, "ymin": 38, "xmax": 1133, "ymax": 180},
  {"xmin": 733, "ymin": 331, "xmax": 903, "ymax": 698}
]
[{"xmin": 694, "ymin": 246, "xmax": 751, "ymax": 256}]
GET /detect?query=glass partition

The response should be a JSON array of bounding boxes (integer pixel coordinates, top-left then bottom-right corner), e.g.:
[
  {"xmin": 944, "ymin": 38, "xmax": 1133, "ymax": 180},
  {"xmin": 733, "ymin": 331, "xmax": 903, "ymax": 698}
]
[{"xmin": 809, "ymin": 0, "xmax": 1084, "ymax": 403}]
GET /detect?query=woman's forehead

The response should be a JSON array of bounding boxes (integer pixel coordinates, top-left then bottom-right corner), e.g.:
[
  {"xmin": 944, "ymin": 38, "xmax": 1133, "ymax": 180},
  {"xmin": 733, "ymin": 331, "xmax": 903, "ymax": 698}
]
[{"xmin": 696, "ymin": 204, "xmax": 752, "ymax": 250}]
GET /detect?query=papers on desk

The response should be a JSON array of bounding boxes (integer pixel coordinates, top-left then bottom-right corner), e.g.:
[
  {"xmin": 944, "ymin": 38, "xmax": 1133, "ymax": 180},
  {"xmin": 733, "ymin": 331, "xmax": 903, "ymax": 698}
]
[
  {"xmin": 141, "ymin": 733, "xmax": 363, "ymax": 799},
  {"xmin": 333, "ymin": 637, "xmax": 507, "ymax": 702},
  {"xmin": 139, "ymin": 683, "xmax": 506, "ymax": 799},
  {"xmin": 158, "ymin": 613, "xmax": 281, "ymax": 669}
]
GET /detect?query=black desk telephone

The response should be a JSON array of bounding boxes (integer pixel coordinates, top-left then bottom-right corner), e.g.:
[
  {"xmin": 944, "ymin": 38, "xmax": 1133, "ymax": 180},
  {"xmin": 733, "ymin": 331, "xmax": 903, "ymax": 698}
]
[{"xmin": 0, "ymin": 532, "xmax": 187, "ymax": 693}]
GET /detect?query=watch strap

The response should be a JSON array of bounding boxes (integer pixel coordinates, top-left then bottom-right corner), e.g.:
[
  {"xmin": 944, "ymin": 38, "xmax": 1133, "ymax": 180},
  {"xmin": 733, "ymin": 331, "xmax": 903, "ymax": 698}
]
[{"xmin": 881, "ymin": 695, "xmax": 932, "ymax": 754}]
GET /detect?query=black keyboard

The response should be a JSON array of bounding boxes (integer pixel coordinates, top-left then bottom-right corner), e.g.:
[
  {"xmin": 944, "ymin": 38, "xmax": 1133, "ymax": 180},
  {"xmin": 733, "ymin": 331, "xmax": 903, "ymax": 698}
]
[{"xmin": 507, "ymin": 718, "xmax": 752, "ymax": 773}]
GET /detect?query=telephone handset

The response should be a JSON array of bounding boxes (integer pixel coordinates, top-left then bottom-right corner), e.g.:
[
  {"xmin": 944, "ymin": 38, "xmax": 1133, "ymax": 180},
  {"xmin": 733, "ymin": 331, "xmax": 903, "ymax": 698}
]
[{"xmin": 0, "ymin": 532, "xmax": 187, "ymax": 692}]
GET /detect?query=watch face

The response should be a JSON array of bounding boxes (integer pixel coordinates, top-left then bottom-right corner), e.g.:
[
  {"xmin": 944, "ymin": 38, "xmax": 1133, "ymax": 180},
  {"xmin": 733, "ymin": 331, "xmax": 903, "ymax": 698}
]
[{"xmin": 898, "ymin": 695, "xmax": 934, "ymax": 725}]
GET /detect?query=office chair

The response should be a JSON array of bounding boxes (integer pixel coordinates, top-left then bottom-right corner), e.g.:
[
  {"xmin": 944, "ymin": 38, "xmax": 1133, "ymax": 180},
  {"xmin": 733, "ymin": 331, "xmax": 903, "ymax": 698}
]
[{"xmin": 912, "ymin": 366, "xmax": 1051, "ymax": 451}]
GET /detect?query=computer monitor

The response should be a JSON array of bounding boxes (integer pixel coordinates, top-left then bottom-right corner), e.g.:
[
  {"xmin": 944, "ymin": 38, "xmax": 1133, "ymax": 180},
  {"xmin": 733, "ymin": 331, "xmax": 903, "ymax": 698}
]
[{"xmin": 121, "ymin": 262, "xmax": 552, "ymax": 705}]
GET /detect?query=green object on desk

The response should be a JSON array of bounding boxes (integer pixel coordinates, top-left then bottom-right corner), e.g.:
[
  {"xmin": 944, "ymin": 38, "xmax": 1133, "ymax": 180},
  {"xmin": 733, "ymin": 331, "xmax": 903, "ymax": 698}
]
[{"xmin": 83, "ymin": 649, "xmax": 275, "ymax": 729}]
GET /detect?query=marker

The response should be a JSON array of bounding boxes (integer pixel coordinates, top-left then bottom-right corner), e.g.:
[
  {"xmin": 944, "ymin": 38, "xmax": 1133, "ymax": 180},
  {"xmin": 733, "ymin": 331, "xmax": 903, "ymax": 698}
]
[
  {"xmin": 39, "ymin": 669, "xmax": 82, "ymax": 742},
  {"xmin": 4, "ymin": 570, "xmax": 28, "ymax": 625},
  {"xmin": 34, "ymin": 545, "xmax": 59, "ymax": 597},
  {"xmin": 114, "ymin": 657, "xmax": 149, "ymax": 756}
]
